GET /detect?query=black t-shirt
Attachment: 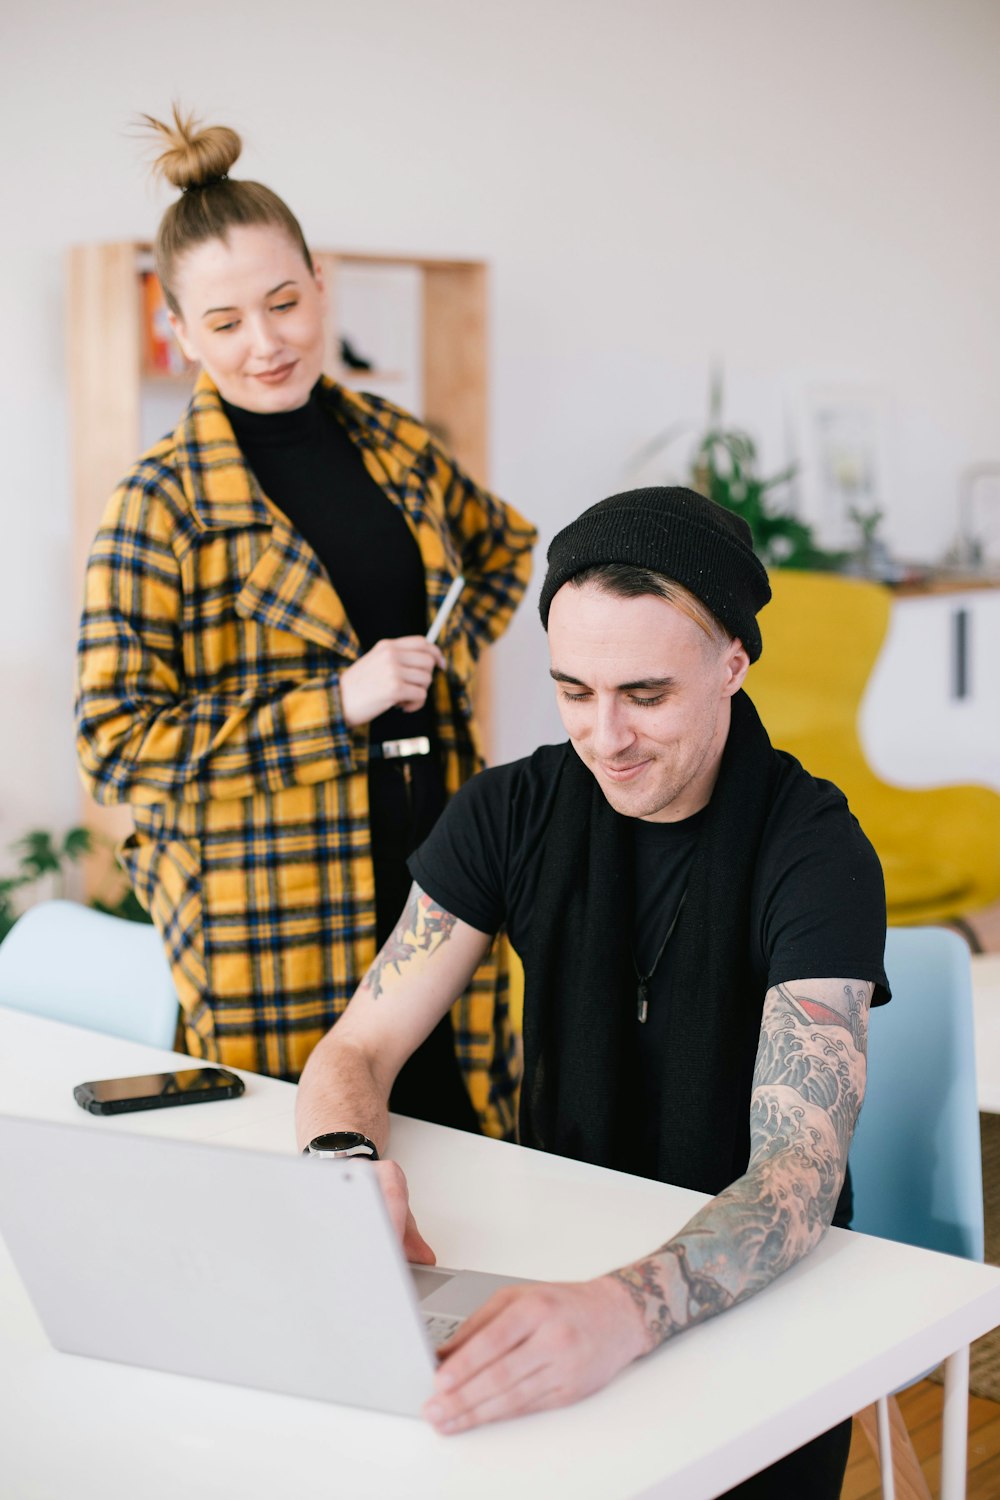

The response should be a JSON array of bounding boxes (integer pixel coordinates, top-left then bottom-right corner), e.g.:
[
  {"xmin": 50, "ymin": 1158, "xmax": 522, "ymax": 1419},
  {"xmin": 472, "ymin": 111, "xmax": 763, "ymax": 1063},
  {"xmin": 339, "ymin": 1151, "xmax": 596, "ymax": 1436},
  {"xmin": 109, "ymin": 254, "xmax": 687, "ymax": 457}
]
[
  {"xmin": 410, "ymin": 741, "xmax": 887, "ymax": 986},
  {"xmin": 410, "ymin": 742, "xmax": 888, "ymax": 1196},
  {"xmin": 222, "ymin": 386, "xmax": 432, "ymax": 746}
]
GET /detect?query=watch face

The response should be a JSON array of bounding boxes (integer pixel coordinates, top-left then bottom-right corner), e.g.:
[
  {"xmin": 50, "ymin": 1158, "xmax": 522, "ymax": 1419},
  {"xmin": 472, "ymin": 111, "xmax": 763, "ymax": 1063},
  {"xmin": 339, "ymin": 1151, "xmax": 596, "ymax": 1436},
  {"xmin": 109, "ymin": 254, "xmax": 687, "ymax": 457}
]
[{"xmin": 308, "ymin": 1131, "xmax": 378, "ymax": 1159}]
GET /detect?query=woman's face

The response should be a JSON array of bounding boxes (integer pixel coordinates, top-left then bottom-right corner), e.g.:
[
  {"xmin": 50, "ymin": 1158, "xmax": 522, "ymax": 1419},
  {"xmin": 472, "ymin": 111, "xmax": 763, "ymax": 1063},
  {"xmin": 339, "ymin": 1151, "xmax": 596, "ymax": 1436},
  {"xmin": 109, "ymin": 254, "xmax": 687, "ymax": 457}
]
[{"xmin": 168, "ymin": 223, "xmax": 327, "ymax": 413}]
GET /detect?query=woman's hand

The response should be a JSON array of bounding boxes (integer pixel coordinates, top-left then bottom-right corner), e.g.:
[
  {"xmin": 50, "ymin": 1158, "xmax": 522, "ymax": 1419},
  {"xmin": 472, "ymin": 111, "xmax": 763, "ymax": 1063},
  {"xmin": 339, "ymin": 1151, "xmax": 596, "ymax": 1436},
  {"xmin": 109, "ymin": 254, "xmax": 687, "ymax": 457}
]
[{"xmin": 340, "ymin": 636, "xmax": 447, "ymax": 728}]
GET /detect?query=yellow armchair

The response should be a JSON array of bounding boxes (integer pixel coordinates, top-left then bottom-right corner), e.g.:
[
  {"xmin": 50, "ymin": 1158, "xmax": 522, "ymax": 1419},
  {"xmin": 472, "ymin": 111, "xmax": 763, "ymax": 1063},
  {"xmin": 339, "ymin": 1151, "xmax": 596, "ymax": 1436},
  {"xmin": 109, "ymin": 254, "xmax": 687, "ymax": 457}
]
[{"xmin": 747, "ymin": 569, "xmax": 1000, "ymax": 926}]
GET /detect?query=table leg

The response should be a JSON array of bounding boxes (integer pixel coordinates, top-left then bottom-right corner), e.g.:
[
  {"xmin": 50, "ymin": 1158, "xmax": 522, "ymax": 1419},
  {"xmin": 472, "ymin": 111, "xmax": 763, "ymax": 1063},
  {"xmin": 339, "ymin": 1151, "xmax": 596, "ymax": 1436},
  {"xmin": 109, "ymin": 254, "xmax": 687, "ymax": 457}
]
[
  {"xmin": 876, "ymin": 1396, "xmax": 896, "ymax": 1500},
  {"xmin": 940, "ymin": 1344, "xmax": 971, "ymax": 1500},
  {"xmin": 857, "ymin": 1396, "xmax": 931, "ymax": 1499}
]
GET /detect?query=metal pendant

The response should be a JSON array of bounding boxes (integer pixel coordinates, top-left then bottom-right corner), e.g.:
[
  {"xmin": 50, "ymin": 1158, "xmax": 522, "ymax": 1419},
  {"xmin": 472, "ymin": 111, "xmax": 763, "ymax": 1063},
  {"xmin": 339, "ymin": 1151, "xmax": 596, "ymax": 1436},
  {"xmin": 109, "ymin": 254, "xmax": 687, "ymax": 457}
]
[{"xmin": 637, "ymin": 981, "xmax": 649, "ymax": 1024}]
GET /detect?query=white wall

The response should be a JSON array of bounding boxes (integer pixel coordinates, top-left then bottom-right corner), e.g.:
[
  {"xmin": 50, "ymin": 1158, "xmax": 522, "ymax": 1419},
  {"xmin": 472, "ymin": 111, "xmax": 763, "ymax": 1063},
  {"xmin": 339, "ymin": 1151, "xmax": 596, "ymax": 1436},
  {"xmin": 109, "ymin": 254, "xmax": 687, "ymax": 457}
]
[{"xmin": 2, "ymin": 0, "xmax": 999, "ymax": 854}]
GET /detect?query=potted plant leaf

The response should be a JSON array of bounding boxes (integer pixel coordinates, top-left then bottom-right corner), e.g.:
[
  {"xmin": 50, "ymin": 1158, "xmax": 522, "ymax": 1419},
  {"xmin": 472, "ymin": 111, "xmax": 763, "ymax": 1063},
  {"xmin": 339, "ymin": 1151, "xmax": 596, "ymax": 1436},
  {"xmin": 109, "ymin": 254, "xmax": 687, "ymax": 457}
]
[
  {"xmin": 635, "ymin": 370, "xmax": 847, "ymax": 571},
  {"xmin": 0, "ymin": 826, "xmax": 151, "ymax": 943}
]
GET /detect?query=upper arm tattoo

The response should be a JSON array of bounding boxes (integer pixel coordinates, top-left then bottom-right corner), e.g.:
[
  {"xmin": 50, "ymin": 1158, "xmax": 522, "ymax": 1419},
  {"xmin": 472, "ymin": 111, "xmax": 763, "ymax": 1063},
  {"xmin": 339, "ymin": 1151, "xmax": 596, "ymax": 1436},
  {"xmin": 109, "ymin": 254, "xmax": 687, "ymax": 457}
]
[
  {"xmin": 361, "ymin": 885, "xmax": 458, "ymax": 999},
  {"xmin": 773, "ymin": 979, "xmax": 869, "ymax": 1054},
  {"xmin": 752, "ymin": 980, "xmax": 871, "ymax": 1165},
  {"xmin": 610, "ymin": 976, "xmax": 874, "ymax": 1355}
]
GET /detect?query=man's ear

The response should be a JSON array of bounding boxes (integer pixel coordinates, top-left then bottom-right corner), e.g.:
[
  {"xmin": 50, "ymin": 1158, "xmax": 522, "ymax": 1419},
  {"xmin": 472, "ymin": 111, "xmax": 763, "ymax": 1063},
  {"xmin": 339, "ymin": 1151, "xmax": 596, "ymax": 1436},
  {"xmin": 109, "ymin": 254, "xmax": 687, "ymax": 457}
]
[{"xmin": 722, "ymin": 639, "xmax": 751, "ymax": 697}]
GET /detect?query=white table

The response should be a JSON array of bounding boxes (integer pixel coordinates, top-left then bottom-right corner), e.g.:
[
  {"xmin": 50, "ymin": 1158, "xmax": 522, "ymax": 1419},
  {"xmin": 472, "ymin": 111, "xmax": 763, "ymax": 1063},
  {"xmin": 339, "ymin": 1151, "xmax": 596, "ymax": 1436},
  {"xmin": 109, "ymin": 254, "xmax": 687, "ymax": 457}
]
[{"xmin": 3, "ymin": 1008, "xmax": 1000, "ymax": 1500}]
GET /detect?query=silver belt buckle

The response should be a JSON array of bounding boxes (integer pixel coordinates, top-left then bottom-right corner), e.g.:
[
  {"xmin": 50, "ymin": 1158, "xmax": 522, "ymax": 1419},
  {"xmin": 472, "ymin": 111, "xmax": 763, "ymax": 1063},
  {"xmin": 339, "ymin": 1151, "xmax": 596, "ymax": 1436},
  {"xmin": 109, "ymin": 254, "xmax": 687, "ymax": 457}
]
[{"xmin": 379, "ymin": 736, "xmax": 431, "ymax": 760}]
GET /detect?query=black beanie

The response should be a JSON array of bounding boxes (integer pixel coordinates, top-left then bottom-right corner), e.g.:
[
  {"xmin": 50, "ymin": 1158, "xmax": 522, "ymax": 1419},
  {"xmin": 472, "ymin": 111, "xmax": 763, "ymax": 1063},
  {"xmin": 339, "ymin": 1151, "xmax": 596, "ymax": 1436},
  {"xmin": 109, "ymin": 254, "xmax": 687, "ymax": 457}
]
[{"xmin": 538, "ymin": 486, "xmax": 771, "ymax": 662}]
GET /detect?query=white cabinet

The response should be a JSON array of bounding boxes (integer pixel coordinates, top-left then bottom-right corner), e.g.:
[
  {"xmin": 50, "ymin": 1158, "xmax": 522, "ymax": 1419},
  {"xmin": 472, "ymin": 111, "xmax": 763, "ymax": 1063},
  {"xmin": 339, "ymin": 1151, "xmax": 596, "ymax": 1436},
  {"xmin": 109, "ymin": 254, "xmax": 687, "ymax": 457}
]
[{"xmin": 860, "ymin": 588, "xmax": 1000, "ymax": 790}]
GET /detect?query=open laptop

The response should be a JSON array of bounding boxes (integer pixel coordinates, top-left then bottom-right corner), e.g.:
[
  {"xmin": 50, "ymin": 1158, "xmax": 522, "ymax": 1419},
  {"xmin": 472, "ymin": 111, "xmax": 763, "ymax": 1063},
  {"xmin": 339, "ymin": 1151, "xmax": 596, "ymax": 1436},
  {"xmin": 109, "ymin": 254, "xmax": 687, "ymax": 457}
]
[{"xmin": 0, "ymin": 1114, "xmax": 524, "ymax": 1417}]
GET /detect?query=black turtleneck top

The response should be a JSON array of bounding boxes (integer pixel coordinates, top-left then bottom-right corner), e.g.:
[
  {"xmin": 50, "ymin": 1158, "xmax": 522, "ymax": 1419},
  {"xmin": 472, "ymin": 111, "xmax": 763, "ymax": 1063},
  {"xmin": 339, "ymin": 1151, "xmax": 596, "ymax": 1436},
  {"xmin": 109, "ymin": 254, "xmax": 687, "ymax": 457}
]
[{"xmin": 222, "ymin": 386, "xmax": 434, "ymax": 746}]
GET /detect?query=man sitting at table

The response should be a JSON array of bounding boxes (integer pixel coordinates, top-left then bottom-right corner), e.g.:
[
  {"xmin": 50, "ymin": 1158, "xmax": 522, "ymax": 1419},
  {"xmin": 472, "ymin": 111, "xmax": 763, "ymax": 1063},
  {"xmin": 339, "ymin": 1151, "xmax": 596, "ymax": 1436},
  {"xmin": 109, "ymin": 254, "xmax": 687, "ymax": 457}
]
[{"xmin": 296, "ymin": 486, "xmax": 888, "ymax": 1498}]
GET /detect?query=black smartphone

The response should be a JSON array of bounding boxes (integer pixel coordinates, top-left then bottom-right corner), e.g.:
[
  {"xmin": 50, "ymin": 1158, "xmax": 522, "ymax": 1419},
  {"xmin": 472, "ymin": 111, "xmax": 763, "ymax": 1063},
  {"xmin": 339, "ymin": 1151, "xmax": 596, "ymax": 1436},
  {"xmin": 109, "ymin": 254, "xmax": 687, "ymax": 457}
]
[{"xmin": 73, "ymin": 1067, "xmax": 245, "ymax": 1116}]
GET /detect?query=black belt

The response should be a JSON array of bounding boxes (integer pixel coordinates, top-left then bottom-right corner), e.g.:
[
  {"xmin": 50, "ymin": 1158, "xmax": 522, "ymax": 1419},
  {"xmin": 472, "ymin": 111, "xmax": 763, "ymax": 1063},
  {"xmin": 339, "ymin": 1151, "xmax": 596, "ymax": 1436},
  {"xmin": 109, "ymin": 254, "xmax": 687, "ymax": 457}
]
[{"xmin": 368, "ymin": 736, "xmax": 432, "ymax": 762}]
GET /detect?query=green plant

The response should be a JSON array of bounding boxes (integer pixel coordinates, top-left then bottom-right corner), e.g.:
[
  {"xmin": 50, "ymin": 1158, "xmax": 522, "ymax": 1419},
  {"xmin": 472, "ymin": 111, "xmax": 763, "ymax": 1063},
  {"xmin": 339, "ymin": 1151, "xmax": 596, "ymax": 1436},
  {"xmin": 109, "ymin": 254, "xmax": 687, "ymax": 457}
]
[
  {"xmin": 0, "ymin": 826, "xmax": 152, "ymax": 942},
  {"xmin": 847, "ymin": 504, "xmax": 885, "ymax": 551},
  {"xmin": 637, "ymin": 371, "xmax": 847, "ymax": 571},
  {"xmin": 91, "ymin": 887, "xmax": 152, "ymax": 924}
]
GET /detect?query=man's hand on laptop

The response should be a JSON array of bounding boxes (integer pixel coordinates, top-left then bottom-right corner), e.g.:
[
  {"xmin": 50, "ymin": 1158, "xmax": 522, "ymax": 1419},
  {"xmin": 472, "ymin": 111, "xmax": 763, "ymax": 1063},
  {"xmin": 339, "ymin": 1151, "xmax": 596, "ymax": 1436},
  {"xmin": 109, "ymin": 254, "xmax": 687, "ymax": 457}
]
[
  {"xmin": 374, "ymin": 1160, "xmax": 436, "ymax": 1265},
  {"xmin": 423, "ymin": 1277, "xmax": 645, "ymax": 1433}
]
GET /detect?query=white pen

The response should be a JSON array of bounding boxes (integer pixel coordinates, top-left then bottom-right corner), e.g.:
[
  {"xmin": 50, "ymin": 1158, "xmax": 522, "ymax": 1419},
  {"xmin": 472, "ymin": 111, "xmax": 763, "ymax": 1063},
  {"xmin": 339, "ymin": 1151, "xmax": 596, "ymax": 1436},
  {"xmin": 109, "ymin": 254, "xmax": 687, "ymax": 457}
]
[{"xmin": 425, "ymin": 574, "xmax": 465, "ymax": 645}]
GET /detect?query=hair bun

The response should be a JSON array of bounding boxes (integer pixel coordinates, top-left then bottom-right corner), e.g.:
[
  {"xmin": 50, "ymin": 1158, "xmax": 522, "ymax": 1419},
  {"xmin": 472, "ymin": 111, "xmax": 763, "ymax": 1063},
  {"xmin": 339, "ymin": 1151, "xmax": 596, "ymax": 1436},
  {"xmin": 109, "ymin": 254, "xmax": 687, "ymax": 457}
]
[{"xmin": 141, "ymin": 104, "xmax": 242, "ymax": 192}]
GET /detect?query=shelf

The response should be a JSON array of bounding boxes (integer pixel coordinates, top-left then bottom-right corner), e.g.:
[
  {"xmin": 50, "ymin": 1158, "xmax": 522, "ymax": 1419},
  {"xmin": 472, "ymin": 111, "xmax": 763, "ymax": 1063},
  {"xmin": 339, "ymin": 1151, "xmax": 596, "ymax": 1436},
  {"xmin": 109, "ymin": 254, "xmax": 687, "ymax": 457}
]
[
  {"xmin": 141, "ymin": 367, "xmax": 197, "ymax": 385},
  {"xmin": 333, "ymin": 367, "xmax": 407, "ymax": 385}
]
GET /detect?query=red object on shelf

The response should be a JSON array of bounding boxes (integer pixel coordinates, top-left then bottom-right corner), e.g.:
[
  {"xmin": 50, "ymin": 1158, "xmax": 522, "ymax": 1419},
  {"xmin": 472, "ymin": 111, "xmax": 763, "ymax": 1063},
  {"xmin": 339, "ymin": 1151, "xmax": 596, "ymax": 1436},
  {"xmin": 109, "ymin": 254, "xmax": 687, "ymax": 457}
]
[{"xmin": 141, "ymin": 272, "xmax": 191, "ymax": 376}]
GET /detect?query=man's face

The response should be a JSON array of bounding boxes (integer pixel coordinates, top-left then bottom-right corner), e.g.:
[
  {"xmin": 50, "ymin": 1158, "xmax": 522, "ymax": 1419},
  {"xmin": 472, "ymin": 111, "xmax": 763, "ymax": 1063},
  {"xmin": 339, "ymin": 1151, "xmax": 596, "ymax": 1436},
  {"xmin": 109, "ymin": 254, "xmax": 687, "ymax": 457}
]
[{"xmin": 547, "ymin": 581, "xmax": 750, "ymax": 822}]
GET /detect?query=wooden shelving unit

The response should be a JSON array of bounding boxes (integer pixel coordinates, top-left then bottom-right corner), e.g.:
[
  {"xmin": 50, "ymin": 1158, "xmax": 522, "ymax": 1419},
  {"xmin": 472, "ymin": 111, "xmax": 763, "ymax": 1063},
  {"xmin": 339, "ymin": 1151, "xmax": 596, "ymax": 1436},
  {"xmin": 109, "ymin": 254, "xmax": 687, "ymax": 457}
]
[{"xmin": 67, "ymin": 242, "xmax": 492, "ymax": 888}]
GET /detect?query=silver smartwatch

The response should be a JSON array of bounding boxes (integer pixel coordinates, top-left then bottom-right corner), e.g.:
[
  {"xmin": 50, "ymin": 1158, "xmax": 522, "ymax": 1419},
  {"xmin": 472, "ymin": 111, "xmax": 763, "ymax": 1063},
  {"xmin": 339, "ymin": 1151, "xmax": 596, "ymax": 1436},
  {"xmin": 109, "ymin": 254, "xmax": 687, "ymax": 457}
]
[{"xmin": 304, "ymin": 1130, "xmax": 380, "ymax": 1160}]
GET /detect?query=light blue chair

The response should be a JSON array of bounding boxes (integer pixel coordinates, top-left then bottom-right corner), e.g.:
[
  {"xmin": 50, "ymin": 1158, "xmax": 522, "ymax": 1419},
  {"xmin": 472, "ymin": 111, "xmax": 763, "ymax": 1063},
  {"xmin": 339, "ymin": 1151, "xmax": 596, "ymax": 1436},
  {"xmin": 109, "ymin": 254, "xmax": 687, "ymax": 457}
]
[
  {"xmin": 0, "ymin": 899, "xmax": 179, "ymax": 1050},
  {"xmin": 851, "ymin": 925, "xmax": 984, "ymax": 1259},
  {"xmin": 849, "ymin": 925, "xmax": 984, "ymax": 1499}
]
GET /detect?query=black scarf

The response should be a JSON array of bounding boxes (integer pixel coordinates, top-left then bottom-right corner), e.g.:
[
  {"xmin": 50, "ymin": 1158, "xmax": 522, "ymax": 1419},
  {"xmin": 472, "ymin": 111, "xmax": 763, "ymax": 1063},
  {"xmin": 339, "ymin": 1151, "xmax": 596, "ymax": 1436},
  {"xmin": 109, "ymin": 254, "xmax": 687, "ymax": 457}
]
[{"xmin": 519, "ymin": 690, "xmax": 779, "ymax": 1194}]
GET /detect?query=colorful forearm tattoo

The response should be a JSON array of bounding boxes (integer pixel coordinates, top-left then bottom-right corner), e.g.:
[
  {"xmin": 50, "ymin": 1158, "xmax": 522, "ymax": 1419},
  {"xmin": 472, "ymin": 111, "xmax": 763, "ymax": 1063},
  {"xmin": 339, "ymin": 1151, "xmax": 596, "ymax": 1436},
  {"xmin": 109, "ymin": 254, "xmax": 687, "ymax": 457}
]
[{"xmin": 611, "ymin": 980, "xmax": 872, "ymax": 1354}]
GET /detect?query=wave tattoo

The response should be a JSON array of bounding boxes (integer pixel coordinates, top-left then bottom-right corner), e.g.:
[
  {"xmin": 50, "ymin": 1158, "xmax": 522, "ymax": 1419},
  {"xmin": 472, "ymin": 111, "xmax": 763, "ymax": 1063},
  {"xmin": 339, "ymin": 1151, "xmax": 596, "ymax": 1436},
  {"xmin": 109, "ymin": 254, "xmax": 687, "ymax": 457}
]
[{"xmin": 610, "ymin": 979, "xmax": 872, "ymax": 1355}]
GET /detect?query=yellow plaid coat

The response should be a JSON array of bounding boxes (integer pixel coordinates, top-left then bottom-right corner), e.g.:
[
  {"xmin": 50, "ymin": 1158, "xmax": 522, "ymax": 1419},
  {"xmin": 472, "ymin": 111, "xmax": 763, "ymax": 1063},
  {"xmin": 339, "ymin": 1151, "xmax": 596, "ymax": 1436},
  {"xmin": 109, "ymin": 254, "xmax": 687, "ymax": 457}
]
[{"xmin": 76, "ymin": 374, "xmax": 537, "ymax": 1138}]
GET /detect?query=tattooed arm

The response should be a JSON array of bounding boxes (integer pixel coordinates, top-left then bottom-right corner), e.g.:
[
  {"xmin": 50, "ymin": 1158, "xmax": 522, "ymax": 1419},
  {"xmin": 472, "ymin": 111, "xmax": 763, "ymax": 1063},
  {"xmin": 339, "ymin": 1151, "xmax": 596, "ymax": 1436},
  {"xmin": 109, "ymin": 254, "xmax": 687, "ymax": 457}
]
[
  {"xmin": 424, "ymin": 976, "xmax": 872, "ymax": 1434},
  {"xmin": 296, "ymin": 882, "xmax": 492, "ymax": 1263},
  {"xmin": 295, "ymin": 881, "xmax": 492, "ymax": 1156},
  {"xmin": 608, "ymin": 977, "xmax": 871, "ymax": 1344}
]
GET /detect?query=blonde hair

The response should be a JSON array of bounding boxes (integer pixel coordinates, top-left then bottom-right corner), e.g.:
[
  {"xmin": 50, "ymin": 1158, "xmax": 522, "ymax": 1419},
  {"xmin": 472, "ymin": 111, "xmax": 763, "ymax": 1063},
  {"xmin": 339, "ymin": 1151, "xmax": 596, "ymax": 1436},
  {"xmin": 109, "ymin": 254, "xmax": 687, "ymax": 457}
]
[
  {"xmin": 140, "ymin": 105, "xmax": 315, "ymax": 314},
  {"xmin": 569, "ymin": 564, "xmax": 731, "ymax": 650}
]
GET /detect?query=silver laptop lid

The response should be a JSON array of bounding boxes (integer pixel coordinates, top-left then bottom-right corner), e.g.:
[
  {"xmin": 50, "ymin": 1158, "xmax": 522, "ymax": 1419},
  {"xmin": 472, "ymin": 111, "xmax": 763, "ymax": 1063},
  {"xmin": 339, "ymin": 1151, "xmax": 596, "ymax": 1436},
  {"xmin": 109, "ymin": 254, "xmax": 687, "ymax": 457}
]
[{"xmin": 0, "ymin": 1115, "xmax": 436, "ymax": 1416}]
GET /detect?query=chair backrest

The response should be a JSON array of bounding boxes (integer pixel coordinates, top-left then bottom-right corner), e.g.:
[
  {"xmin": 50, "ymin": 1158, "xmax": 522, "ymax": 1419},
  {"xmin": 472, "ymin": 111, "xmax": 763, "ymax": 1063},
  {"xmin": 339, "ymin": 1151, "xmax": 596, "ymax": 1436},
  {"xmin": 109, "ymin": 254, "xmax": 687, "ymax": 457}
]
[
  {"xmin": 0, "ymin": 900, "xmax": 179, "ymax": 1051},
  {"xmin": 849, "ymin": 926, "xmax": 984, "ymax": 1262},
  {"xmin": 747, "ymin": 569, "xmax": 892, "ymax": 787}
]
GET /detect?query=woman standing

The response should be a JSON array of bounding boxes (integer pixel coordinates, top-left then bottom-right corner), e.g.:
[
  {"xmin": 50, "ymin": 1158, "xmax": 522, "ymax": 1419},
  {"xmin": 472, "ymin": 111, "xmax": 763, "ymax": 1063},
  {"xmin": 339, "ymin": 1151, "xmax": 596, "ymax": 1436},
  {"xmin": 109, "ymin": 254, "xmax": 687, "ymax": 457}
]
[{"xmin": 75, "ymin": 109, "xmax": 536, "ymax": 1138}]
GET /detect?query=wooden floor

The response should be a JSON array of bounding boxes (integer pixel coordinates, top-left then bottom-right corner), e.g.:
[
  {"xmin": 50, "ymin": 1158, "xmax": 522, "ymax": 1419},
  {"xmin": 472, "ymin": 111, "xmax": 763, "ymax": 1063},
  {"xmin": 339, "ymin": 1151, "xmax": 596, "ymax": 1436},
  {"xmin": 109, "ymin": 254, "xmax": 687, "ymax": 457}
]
[{"xmin": 842, "ymin": 1379, "xmax": 1000, "ymax": 1498}]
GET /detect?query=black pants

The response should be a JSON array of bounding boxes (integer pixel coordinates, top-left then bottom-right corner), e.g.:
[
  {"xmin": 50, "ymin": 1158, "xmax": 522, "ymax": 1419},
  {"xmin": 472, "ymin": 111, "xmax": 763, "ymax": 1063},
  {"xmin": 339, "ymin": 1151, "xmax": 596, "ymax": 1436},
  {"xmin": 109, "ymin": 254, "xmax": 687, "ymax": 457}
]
[
  {"xmin": 717, "ymin": 1416, "xmax": 852, "ymax": 1498},
  {"xmin": 368, "ymin": 755, "xmax": 481, "ymax": 1135}
]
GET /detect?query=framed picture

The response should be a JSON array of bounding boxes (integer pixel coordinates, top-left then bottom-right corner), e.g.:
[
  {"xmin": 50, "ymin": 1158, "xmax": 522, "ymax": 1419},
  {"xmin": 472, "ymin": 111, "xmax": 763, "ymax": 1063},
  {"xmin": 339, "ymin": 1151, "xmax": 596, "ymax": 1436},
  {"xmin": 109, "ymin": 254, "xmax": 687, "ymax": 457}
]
[{"xmin": 786, "ymin": 381, "xmax": 889, "ymax": 552}]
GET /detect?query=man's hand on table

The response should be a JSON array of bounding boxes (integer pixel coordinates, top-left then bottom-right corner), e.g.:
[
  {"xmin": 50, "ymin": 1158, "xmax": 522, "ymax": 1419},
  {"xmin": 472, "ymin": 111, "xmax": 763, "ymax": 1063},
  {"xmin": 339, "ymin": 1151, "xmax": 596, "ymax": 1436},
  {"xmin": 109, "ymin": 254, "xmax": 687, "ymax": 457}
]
[
  {"xmin": 423, "ymin": 1276, "xmax": 648, "ymax": 1434},
  {"xmin": 372, "ymin": 1160, "xmax": 436, "ymax": 1265},
  {"xmin": 368, "ymin": 1155, "xmax": 648, "ymax": 1431}
]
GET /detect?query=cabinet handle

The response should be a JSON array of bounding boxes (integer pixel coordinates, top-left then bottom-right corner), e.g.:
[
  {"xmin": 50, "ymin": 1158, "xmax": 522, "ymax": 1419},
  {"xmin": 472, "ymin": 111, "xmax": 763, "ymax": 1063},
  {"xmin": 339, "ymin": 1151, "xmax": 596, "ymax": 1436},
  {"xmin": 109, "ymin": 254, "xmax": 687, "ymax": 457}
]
[{"xmin": 951, "ymin": 607, "xmax": 970, "ymax": 701}]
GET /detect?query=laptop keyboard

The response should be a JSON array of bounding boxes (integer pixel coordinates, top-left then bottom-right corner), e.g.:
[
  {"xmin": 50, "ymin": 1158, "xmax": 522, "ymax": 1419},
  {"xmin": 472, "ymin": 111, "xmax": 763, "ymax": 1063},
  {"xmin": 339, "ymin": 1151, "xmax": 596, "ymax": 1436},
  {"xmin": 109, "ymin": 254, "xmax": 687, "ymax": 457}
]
[{"xmin": 422, "ymin": 1312, "xmax": 462, "ymax": 1347}]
